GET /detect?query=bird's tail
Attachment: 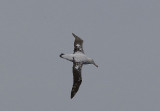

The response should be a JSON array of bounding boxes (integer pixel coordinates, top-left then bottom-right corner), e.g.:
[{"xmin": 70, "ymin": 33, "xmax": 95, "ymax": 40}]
[{"xmin": 59, "ymin": 53, "xmax": 64, "ymax": 58}]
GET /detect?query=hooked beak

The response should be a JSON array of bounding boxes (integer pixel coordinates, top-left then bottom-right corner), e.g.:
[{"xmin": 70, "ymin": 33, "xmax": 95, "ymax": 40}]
[{"xmin": 93, "ymin": 62, "xmax": 98, "ymax": 68}]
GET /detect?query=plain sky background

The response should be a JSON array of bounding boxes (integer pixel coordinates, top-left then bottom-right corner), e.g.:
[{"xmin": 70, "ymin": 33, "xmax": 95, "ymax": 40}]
[{"xmin": 0, "ymin": 0, "xmax": 160, "ymax": 111}]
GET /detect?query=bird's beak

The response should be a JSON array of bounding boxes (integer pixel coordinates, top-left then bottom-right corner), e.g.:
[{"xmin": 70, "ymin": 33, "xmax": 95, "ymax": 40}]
[{"xmin": 93, "ymin": 62, "xmax": 98, "ymax": 68}]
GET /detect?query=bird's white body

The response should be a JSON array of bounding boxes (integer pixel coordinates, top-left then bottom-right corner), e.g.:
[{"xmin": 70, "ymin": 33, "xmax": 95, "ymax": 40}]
[{"xmin": 61, "ymin": 52, "xmax": 92, "ymax": 64}]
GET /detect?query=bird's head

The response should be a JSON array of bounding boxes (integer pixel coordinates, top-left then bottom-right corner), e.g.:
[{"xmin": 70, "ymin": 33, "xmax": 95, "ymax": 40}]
[{"xmin": 90, "ymin": 59, "xmax": 98, "ymax": 68}]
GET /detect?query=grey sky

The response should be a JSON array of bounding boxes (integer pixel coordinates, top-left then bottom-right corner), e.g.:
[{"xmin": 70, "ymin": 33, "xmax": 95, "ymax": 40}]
[{"xmin": 0, "ymin": 0, "xmax": 160, "ymax": 111}]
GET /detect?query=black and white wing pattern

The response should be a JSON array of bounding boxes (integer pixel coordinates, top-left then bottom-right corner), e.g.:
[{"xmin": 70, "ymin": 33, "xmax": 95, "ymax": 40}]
[
  {"xmin": 71, "ymin": 57, "xmax": 83, "ymax": 99},
  {"xmin": 72, "ymin": 33, "xmax": 84, "ymax": 53}
]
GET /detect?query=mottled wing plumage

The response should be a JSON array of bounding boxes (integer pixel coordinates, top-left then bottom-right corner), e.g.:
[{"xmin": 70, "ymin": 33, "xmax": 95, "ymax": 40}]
[
  {"xmin": 71, "ymin": 57, "xmax": 83, "ymax": 99},
  {"xmin": 72, "ymin": 33, "xmax": 84, "ymax": 53}
]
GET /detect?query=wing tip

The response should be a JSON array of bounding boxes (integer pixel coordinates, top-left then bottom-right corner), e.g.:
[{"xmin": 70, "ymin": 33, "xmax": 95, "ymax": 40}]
[
  {"xmin": 72, "ymin": 33, "xmax": 76, "ymax": 38},
  {"xmin": 71, "ymin": 95, "xmax": 74, "ymax": 99},
  {"xmin": 72, "ymin": 33, "xmax": 83, "ymax": 42},
  {"xmin": 71, "ymin": 91, "xmax": 75, "ymax": 99}
]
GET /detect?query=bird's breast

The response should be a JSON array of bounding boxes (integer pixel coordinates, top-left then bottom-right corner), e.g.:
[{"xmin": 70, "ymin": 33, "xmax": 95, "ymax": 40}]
[{"xmin": 73, "ymin": 53, "xmax": 90, "ymax": 63}]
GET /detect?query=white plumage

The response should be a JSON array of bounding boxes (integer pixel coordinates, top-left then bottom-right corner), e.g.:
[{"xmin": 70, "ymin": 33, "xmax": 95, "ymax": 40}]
[
  {"xmin": 60, "ymin": 33, "xmax": 98, "ymax": 99},
  {"xmin": 60, "ymin": 52, "xmax": 97, "ymax": 65}
]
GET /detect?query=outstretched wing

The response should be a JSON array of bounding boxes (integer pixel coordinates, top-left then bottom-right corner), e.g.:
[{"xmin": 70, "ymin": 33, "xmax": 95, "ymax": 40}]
[
  {"xmin": 72, "ymin": 33, "xmax": 84, "ymax": 54},
  {"xmin": 71, "ymin": 58, "xmax": 83, "ymax": 99}
]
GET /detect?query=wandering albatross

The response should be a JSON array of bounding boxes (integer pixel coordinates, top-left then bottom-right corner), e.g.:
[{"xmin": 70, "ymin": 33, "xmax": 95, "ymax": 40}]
[{"xmin": 60, "ymin": 33, "xmax": 98, "ymax": 99}]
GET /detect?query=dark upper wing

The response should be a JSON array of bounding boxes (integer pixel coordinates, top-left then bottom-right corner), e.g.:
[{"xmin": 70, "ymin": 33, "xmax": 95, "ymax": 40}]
[
  {"xmin": 72, "ymin": 33, "xmax": 84, "ymax": 53},
  {"xmin": 71, "ymin": 58, "xmax": 83, "ymax": 99}
]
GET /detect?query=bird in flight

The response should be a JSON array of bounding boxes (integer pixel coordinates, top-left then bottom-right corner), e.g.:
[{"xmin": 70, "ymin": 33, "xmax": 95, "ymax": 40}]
[{"xmin": 60, "ymin": 33, "xmax": 98, "ymax": 99}]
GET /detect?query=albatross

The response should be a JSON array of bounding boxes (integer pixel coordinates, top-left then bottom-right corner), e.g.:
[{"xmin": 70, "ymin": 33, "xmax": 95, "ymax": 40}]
[{"xmin": 60, "ymin": 33, "xmax": 98, "ymax": 99}]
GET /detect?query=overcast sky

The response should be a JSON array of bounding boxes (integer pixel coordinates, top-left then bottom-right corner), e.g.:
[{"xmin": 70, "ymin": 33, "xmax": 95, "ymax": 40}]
[{"xmin": 0, "ymin": 0, "xmax": 160, "ymax": 111}]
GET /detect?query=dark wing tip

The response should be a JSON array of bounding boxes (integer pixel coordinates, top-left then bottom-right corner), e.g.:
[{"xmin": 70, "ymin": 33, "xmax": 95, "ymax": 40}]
[
  {"xmin": 72, "ymin": 33, "xmax": 76, "ymax": 38},
  {"xmin": 70, "ymin": 80, "xmax": 82, "ymax": 99},
  {"xmin": 71, "ymin": 93, "xmax": 74, "ymax": 99},
  {"xmin": 71, "ymin": 89, "xmax": 75, "ymax": 99},
  {"xmin": 70, "ymin": 88, "xmax": 77, "ymax": 99},
  {"xmin": 72, "ymin": 33, "xmax": 83, "ymax": 41}
]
